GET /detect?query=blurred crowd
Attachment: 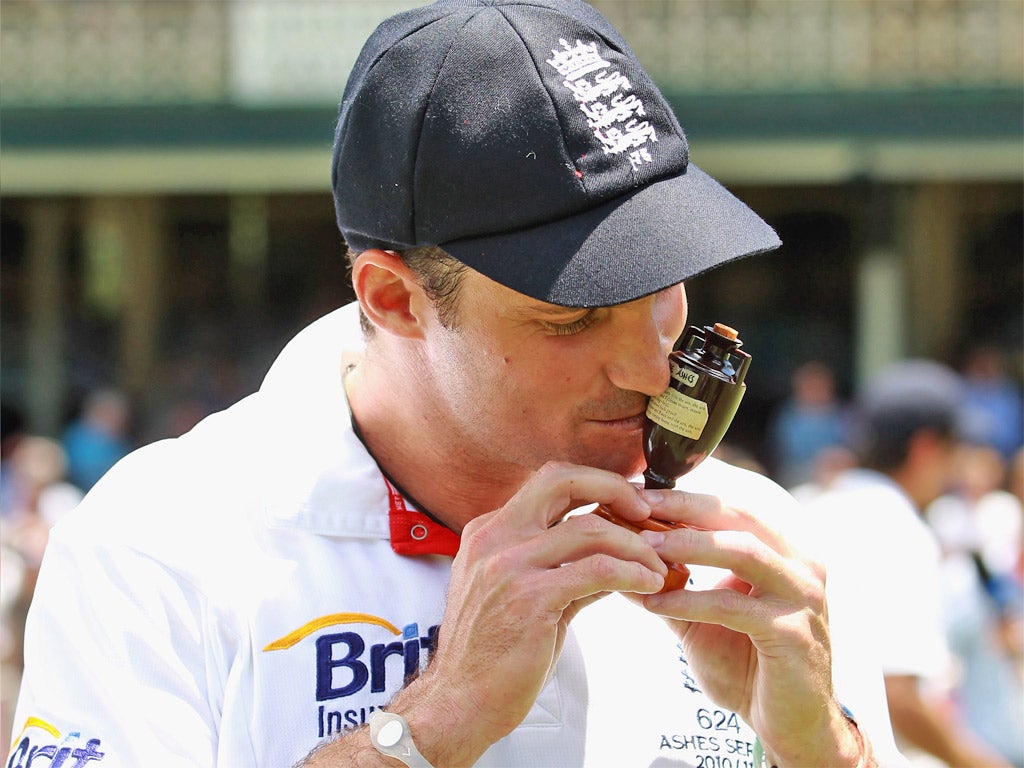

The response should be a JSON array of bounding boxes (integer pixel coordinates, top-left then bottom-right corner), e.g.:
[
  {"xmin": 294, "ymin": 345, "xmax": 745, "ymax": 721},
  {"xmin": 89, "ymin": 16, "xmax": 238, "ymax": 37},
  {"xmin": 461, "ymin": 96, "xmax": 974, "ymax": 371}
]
[
  {"xmin": 768, "ymin": 348, "xmax": 1024, "ymax": 768},
  {"xmin": 0, "ymin": 344, "xmax": 1022, "ymax": 764},
  {"xmin": 0, "ymin": 359, "xmax": 249, "ymax": 756}
]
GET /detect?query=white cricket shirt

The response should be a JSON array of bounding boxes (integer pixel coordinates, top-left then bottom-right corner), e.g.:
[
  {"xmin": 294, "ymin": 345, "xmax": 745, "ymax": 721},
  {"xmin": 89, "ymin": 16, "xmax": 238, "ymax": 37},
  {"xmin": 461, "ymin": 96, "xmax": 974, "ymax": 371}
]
[
  {"xmin": 804, "ymin": 470, "xmax": 952, "ymax": 681},
  {"xmin": 10, "ymin": 304, "xmax": 901, "ymax": 767}
]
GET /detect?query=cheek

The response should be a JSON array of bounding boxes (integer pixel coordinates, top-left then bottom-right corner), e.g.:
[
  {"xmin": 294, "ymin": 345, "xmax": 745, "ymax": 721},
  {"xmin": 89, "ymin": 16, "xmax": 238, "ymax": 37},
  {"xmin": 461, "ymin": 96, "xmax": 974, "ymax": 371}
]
[{"xmin": 493, "ymin": 351, "xmax": 587, "ymax": 421}]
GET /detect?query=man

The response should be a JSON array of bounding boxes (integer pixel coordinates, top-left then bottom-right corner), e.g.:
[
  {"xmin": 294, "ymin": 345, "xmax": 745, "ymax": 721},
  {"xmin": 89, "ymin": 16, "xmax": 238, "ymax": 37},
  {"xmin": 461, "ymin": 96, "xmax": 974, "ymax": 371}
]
[
  {"xmin": 11, "ymin": 2, "xmax": 896, "ymax": 766},
  {"xmin": 806, "ymin": 360, "xmax": 1011, "ymax": 768}
]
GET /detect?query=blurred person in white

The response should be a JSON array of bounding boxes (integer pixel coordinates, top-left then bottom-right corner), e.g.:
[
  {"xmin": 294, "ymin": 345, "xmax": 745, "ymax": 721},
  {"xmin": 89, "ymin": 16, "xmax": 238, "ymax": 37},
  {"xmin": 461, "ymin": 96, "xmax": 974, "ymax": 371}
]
[
  {"xmin": 806, "ymin": 360, "xmax": 1012, "ymax": 768},
  {"xmin": 929, "ymin": 444, "xmax": 1023, "ymax": 612},
  {"xmin": 1011, "ymin": 448, "xmax": 1024, "ymax": 593},
  {"xmin": 2, "ymin": 436, "xmax": 84, "ymax": 580},
  {"xmin": 927, "ymin": 445, "xmax": 1024, "ymax": 767},
  {"xmin": 788, "ymin": 444, "xmax": 859, "ymax": 505},
  {"xmin": 0, "ymin": 436, "xmax": 83, "ymax": 758}
]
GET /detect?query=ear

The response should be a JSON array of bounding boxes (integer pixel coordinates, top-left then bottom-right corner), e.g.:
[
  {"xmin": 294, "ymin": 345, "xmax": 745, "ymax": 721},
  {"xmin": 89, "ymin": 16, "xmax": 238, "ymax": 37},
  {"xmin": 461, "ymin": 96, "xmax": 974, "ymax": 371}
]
[{"xmin": 351, "ymin": 249, "xmax": 429, "ymax": 340}]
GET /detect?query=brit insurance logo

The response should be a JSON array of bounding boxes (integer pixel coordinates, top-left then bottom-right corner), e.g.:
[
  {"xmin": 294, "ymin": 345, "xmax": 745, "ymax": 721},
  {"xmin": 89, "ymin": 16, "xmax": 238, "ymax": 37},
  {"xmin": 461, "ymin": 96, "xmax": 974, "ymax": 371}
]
[
  {"xmin": 7, "ymin": 717, "xmax": 105, "ymax": 767},
  {"xmin": 263, "ymin": 612, "xmax": 439, "ymax": 738}
]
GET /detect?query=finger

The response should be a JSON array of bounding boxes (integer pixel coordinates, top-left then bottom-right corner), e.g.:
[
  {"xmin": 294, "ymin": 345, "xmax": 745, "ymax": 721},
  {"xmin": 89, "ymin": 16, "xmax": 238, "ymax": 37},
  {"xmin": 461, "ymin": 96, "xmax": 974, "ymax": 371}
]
[
  {"xmin": 642, "ymin": 586, "xmax": 765, "ymax": 638},
  {"xmin": 536, "ymin": 513, "xmax": 669, "ymax": 578},
  {"xmin": 508, "ymin": 461, "xmax": 652, "ymax": 530},
  {"xmin": 644, "ymin": 489, "xmax": 792, "ymax": 556},
  {"xmin": 644, "ymin": 527, "xmax": 817, "ymax": 599},
  {"xmin": 542, "ymin": 553, "xmax": 667, "ymax": 606},
  {"xmin": 641, "ymin": 582, "xmax": 827, "ymax": 651},
  {"xmin": 457, "ymin": 513, "xmax": 668, "ymax": 611}
]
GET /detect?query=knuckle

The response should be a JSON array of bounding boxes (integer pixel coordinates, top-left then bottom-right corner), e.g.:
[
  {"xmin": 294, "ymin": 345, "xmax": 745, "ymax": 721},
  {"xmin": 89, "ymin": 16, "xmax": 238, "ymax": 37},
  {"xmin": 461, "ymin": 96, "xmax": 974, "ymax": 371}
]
[
  {"xmin": 632, "ymin": 558, "xmax": 661, "ymax": 587},
  {"xmin": 677, "ymin": 489, "xmax": 720, "ymax": 512},
  {"xmin": 588, "ymin": 553, "xmax": 618, "ymax": 581},
  {"xmin": 731, "ymin": 504, "xmax": 759, "ymax": 527},
  {"xmin": 458, "ymin": 511, "xmax": 497, "ymax": 557},
  {"xmin": 805, "ymin": 553, "xmax": 828, "ymax": 586},
  {"xmin": 720, "ymin": 529, "xmax": 761, "ymax": 559},
  {"xmin": 460, "ymin": 514, "xmax": 485, "ymax": 541},
  {"xmin": 573, "ymin": 512, "xmax": 610, "ymax": 537},
  {"xmin": 801, "ymin": 603, "xmax": 831, "ymax": 646},
  {"xmin": 772, "ymin": 612, "xmax": 809, "ymax": 644},
  {"xmin": 479, "ymin": 547, "xmax": 517, "ymax": 587},
  {"xmin": 532, "ymin": 461, "xmax": 579, "ymax": 500},
  {"xmin": 706, "ymin": 494, "xmax": 726, "ymax": 516},
  {"xmin": 535, "ymin": 460, "xmax": 572, "ymax": 481},
  {"xmin": 802, "ymin": 566, "xmax": 828, "ymax": 611}
]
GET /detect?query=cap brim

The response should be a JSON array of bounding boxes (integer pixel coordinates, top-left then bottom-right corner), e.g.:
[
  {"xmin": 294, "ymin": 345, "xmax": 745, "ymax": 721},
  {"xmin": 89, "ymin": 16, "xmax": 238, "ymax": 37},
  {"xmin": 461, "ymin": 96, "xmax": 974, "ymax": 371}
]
[{"xmin": 442, "ymin": 164, "xmax": 781, "ymax": 307}]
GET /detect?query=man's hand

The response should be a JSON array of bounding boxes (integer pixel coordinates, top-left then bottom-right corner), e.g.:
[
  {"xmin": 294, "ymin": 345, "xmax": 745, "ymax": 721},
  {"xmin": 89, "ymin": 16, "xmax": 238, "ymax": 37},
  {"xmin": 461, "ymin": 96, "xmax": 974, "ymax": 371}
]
[
  {"xmin": 410, "ymin": 461, "xmax": 667, "ymax": 763},
  {"xmin": 634, "ymin": 489, "xmax": 866, "ymax": 768},
  {"xmin": 301, "ymin": 461, "xmax": 667, "ymax": 766}
]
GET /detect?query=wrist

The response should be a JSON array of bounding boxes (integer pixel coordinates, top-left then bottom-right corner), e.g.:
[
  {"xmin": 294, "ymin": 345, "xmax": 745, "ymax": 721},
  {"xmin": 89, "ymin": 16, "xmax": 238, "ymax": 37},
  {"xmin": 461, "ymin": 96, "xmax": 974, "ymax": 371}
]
[
  {"xmin": 369, "ymin": 711, "xmax": 434, "ymax": 767},
  {"xmin": 754, "ymin": 702, "xmax": 875, "ymax": 768},
  {"xmin": 837, "ymin": 704, "xmax": 877, "ymax": 768},
  {"xmin": 388, "ymin": 672, "xmax": 496, "ymax": 767},
  {"xmin": 817, "ymin": 703, "xmax": 863, "ymax": 768}
]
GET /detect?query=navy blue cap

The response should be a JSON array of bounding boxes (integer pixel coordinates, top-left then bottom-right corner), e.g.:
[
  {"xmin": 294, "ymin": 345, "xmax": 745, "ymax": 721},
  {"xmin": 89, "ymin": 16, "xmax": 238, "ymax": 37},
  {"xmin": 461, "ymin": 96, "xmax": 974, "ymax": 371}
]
[{"xmin": 332, "ymin": 0, "xmax": 781, "ymax": 307}]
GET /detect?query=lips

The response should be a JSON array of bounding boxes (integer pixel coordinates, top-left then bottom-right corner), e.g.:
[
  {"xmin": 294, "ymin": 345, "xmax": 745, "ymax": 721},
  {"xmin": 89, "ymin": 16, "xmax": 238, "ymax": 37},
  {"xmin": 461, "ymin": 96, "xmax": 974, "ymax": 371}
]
[
  {"xmin": 591, "ymin": 411, "xmax": 646, "ymax": 427},
  {"xmin": 584, "ymin": 396, "xmax": 648, "ymax": 421},
  {"xmin": 578, "ymin": 390, "xmax": 649, "ymax": 429}
]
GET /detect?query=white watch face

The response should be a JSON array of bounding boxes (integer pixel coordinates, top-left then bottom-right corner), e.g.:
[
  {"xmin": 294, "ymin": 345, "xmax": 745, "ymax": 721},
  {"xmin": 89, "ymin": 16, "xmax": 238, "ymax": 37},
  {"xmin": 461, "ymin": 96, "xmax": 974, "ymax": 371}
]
[{"xmin": 377, "ymin": 719, "xmax": 405, "ymax": 748}]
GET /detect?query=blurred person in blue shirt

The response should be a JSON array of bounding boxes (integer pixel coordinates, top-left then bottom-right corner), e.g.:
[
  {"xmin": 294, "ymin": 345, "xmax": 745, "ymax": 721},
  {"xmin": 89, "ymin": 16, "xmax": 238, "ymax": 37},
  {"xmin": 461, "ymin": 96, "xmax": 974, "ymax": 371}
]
[
  {"xmin": 959, "ymin": 345, "xmax": 1023, "ymax": 462},
  {"xmin": 61, "ymin": 388, "xmax": 132, "ymax": 492},
  {"xmin": 768, "ymin": 360, "xmax": 851, "ymax": 489}
]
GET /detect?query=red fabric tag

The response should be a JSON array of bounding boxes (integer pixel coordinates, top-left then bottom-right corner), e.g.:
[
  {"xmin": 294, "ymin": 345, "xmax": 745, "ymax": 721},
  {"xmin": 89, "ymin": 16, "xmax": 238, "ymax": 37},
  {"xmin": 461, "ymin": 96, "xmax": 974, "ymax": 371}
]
[{"xmin": 384, "ymin": 476, "xmax": 460, "ymax": 557}]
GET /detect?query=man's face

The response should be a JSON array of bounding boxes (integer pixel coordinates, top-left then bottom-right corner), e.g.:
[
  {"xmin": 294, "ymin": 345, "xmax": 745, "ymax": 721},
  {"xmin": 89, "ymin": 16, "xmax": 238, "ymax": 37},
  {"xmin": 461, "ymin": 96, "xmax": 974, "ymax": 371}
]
[{"xmin": 414, "ymin": 269, "xmax": 687, "ymax": 488}]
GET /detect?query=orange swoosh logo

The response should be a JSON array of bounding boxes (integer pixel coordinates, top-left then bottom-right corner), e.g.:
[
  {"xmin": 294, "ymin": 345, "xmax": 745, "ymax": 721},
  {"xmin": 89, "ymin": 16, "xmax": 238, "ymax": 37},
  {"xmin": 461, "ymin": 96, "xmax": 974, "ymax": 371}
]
[
  {"xmin": 9, "ymin": 716, "xmax": 61, "ymax": 753},
  {"xmin": 263, "ymin": 612, "xmax": 401, "ymax": 651}
]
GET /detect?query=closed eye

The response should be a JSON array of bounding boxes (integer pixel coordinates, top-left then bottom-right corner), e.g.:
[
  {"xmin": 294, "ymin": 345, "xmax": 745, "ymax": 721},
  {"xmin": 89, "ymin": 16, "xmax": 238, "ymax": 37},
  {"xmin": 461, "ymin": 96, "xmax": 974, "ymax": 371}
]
[{"xmin": 540, "ymin": 312, "xmax": 598, "ymax": 336}]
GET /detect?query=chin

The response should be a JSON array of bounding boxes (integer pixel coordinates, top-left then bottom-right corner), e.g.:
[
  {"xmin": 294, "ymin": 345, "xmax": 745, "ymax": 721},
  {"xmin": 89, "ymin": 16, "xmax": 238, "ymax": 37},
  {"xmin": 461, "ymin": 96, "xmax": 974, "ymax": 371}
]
[
  {"xmin": 576, "ymin": 450, "xmax": 646, "ymax": 480},
  {"xmin": 620, "ymin": 458, "xmax": 648, "ymax": 481}
]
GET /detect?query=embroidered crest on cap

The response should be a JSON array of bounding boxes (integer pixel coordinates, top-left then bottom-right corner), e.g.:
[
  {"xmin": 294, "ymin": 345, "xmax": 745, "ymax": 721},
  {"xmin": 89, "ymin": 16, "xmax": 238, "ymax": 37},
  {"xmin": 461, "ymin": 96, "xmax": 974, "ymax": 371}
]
[{"xmin": 546, "ymin": 38, "xmax": 658, "ymax": 168}]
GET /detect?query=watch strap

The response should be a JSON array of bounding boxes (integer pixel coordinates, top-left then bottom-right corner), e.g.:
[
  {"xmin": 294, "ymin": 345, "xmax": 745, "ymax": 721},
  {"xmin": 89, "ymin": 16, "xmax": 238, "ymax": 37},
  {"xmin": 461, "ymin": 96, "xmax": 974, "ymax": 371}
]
[{"xmin": 369, "ymin": 710, "xmax": 434, "ymax": 768}]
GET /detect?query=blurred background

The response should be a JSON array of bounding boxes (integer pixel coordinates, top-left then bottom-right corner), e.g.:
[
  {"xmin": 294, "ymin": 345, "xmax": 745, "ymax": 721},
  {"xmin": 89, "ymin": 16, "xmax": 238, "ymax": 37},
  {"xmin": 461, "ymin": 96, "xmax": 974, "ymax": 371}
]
[
  {"xmin": 1, "ymin": 0, "xmax": 1020, "ymax": 461},
  {"xmin": 0, "ymin": 0, "xmax": 1022, "ymax": 762}
]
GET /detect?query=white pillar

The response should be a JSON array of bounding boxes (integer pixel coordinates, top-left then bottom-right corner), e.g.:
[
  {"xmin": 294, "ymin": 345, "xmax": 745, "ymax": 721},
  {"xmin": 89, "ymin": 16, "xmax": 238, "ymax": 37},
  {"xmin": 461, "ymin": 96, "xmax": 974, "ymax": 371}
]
[
  {"xmin": 855, "ymin": 248, "xmax": 905, "ymax": 385},
  {"xmin": 229, "ymin": 194, "xmax": 269, "ymax": 310},
  {"xmin": 82, "ymin": 196, "xmax": 166, "ymax": 398}
]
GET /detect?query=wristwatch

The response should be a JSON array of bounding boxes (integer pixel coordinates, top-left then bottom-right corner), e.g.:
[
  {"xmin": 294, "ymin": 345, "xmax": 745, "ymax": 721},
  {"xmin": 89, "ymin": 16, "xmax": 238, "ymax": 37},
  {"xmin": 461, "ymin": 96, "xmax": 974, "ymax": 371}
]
[{"xmin": 369, "ymin": 710, "xmax": 434, "ymax": 768}]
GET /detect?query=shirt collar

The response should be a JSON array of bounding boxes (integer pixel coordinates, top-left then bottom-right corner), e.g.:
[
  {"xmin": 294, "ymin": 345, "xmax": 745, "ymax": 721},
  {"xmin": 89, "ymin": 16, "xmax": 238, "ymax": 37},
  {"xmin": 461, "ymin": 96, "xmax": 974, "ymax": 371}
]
[{"xmin": 259, "ymin": 304, "xmax": 460, "ymax": 557}]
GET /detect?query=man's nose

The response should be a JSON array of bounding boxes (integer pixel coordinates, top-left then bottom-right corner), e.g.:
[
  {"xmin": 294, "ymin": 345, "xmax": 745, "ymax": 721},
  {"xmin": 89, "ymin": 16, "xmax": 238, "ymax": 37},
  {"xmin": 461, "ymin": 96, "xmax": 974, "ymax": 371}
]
[{"xmin": 604, "ymin": 289, "xmax": 684, "ymax": 396}]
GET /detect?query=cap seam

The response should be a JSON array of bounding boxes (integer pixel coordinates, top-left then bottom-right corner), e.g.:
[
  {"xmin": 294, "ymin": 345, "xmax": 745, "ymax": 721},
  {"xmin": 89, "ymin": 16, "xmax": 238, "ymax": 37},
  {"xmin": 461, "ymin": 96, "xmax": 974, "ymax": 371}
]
[
  {"xmin": 410, "ymin": 10, "xmax": 483, "ymax": 246},
  {"xmin": 496, "ymin": 4, "xmax": 589, "ymax": 197},
  {"xmin": 334, "ymin": 9, "xmax": 464, "ymax": 250}
]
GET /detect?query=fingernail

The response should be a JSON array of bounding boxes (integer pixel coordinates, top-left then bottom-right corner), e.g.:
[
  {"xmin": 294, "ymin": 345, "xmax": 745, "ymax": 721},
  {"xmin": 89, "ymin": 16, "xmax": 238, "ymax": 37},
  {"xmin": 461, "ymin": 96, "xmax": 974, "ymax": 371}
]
[
  {"xmin": 640, "ymin": 530, "xmax": 665, "ymax": 547},
  {"xmin": 642, "ymin": 489, "xmax": 665, "ymax": 507},
  {"xmin": 633, "ymin": 485, "xmax": 653, "ymax": 514}
]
